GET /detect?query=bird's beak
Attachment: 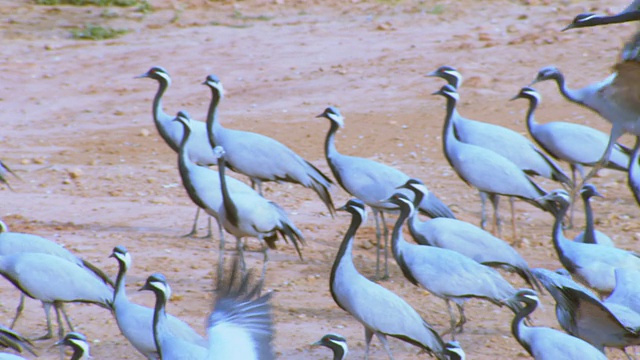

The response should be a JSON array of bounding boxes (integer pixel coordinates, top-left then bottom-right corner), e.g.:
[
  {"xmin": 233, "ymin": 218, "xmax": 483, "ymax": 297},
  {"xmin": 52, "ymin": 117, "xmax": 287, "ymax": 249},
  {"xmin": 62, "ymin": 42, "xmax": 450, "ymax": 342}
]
[
  {"xmin": 528, "ymin": 78, "xmax": 540, "ymax": 87},
  {"xmin": 561, "ymin": 23, "xmax": 574, "ymax": 32},
  {"xmin": 425, "ymin": 70, "xmax": 437, "ymax": 77},
  {"xmin": 134, "ymin": 72, "xmax": 148, "ymax": 79},
  {"xmin": 431, "ymin": 89, "xmax": 442, "ymax": 96},
  {"xmin": 139, "ymin": 284, "xmax": 151, "ymax": 292},
  {"xmin": 508, "ymin": 94, "xmax": 520, "ymax": 101},
  {"xmin": 310, "ymin": 340, "xmax": 322, "ymax": 346}
]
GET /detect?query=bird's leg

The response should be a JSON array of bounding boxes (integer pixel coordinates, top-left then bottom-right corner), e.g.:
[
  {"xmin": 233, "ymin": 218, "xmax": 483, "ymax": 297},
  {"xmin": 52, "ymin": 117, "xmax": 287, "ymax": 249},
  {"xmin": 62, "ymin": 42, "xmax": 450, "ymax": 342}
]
[
  {"xmin": 59, "ymin": 303, "xmax": 74, "ymax": 332},
  {"xmin": 259, "ymin": 244, "xmax": 269, "ymax": 295},
  {"xmin": 10, "ymin": 293, "xmax": 25, "ymax": 329},
  {"xmin": 509, "ymin": 197, "xmax": 517, "ymax": 243},
  {"xmin": 374, "ymin": 332, "xmax": 395, "ymax": 360},
  {"xmin": 489, "ymin": 194, "xmax": 502, "ymax": 238},
  {"xmin": 479, "ymin": 191, "xmax": 489, "ymax": 229},
  {"xmin": 251, "ymin": 178, "xmax": 264, "ymax": 196},
  {"xmin": 33, "ymin": 302, "xmax": 54, "ymax": 340},
  {"xmin": 201, "ymin": 216, "xmax": 213, "ymax": 239},
  {"xmin": 455, "ymin": 303, "xmax": 467, "ymax": 334},
  {"xmin": 216, "ymin": 216, "xmax": 226, "ymax": 286},
  {"xmin": 442, "ymin": 300, "xmax": 457, "ymax": 340},
  {"xmin": 565, "ymin": 164, "xmax": 582, "ymax": 229},
  {"xmin": 53, "ymin": 303, "xmax": 66, "ymax": 359},
  {"xmin": 580, "ymin": 125, "xmax": 624, "ymax": 193},
  {"xmin": 622, "ymin": 347, "xmax": 635, "ymax": 360},
  {"xmin": 364, "ymin": 328, "xmax": 375, "ymax": 360},
  {"xmin": 380, "ymin": 212, "xmax": 390, "ymax": 280},
  {"xmin": 235, "ymin": 236, "xmax": 247, "ymax": 275},
  {"xmin": 183, "ymin": 208, "xmax": 201, "ymax": 238},
  {"xmin": 372, "ymin": 209, "xmax": 383, "ymax": 280}
]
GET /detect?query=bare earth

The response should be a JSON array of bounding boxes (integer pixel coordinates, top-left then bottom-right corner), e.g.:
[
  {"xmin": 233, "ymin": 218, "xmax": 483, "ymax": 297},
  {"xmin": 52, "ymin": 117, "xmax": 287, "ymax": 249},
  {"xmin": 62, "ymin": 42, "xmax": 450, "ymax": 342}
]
[{"xmin": 2, "ymin": 0, "xmax": 640, "ymax": 358}]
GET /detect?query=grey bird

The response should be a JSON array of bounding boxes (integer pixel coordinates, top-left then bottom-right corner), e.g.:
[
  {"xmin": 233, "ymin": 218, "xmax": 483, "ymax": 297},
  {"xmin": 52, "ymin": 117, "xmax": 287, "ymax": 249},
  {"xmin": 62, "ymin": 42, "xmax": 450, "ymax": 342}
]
[
  {"xmin": 330, "ymin": 199, "xmax": 449, "ymax": 359},
  {"xmin": 0, "ymin": 221, "xmax": 113, "ymax": 339},
  {"xmin": 137, "ymin": 66, "xmax": 219, "ymax": 238},
  {"xmin": 433, "ymin": 84, "xmax": 558, "ymax": 237},
  {"xmin": 0, "ymin": 325, "xmax": 35, "ymax": 357},
  {"xmin": 216, "ymin": 145, "xmax": 305, "ymax": 283},
  {"xmin": 398, "ymin": 179, "xmax": 540, "ymax": 290},
  {"xmin": 55, "ymin": 332, "xmax": 90, "ymax": 360},
  {"xmin": 510, "ymin": 289, "xmax": 607, "ymax": 360},
  {"xmin": 0, "ymin": 161, "xmax": 20, "ymax": 191},
  {"xmin": 202, "ymin": 74, "xmax": 335, "ymax": 216},
  {"xmin": 110, "ymin": 246, "xmax": 205, "ymax": 360},
  {"xmin": 318, "ymin": 106, "xmax": 455, "ymax": 279},
  {"xmin": 605, "ymin": 268, "xmax": 640, "ymax": 316},
  {"xmin": 139, "ymin": 273, "xmax": 207, "ymax": 359},
  {"xmin": 205, "ymin": 257, "xmax": 275, "ymax": 360},
  {"xmin": 0, "ymin": 252, "xmax": 113, "ymax": 341},
  {"xmin": 563, "ymin": 0, "xmax": 640, "ymax": 30},
  {"xmin": 386, "ymin": 193, "xmax": 522, "ymax": 338},
  {"xmin": 312, "ymin": 334, "xmax": 348, "ymax": 360},
  {"xmin": 573, "ymin": 184, "xmax": 615, "ymax": 247},
  {"xmin": 174, "ymin": 111, "xmax": 256, "ymax": 280},
  {"xmin": 429, "ymin": 66, "xmax": 571, "ymax": 233},
  {"xmin": 541, "ymin": 189, "xmax": 640, "ymax": 295}
]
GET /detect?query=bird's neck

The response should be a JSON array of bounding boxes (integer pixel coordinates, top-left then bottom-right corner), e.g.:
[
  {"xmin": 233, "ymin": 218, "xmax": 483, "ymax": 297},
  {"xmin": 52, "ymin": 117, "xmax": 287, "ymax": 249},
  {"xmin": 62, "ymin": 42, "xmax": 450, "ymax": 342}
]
[
  {"xmin": 442, "ymin": 96, "xmax": 459, "ymax": 163},
  {"xmin": 551, "ymin": 73, "xmax": 583, "ymax": 104},
  {"xmin": 551, "ymin": 202, "xmax": 573, "ymax": 269},
  {"xmin": 113, "ymin": 261, "xmax": 128, "ymax": 305},
  {"xmin": 152, "ymin": 78, "xmax": 169, "ymax": 124},
  {"xmin": 152, "ymin": 291, "xmax": 169, "ymax": 360},
  {"xmin": 511, "ymin": 300, "xmax": 536, "ymax": 356},
  {"xmin": 206, "ymin": 87, "xmax": 223, "ymax": 148},
  {"xmin": 324, "ymin": 121, "xmax": 345, "ymax": 187},
  {"xmin": 331, "ymin": 344, "xmax": 345, "ymax": 360},
  {"xmin": 524, "ymin": 97, "xmax": 539, "ymax": 134},
  {"xmin": 391, "ymin": 204, "xmax": 411, "ymax": 259},
  {"xmin": 218, "ymin": 157, "xmax": 240, "ymax": 226},
  {"xmin": 582, "ymin": 196, "xmax": 597, "ymax": 244},
  {"xmin": 584, "ymin": 12, "xmax": 640, "ymax": 27},
  {"xmin": 330, "ymin": 211, "xmax": 361, "ymax": 306},
  {"xmin": 178, "ymin": 126, "xmax": 193, "ymax": 168}
]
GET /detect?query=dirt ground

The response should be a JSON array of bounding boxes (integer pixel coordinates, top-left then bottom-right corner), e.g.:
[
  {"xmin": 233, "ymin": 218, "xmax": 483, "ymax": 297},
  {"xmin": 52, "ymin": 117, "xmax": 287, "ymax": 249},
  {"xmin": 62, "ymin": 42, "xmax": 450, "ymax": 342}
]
[{"xmin": 2, "ymin": 0, "xmax": 640, "ymax": 358}]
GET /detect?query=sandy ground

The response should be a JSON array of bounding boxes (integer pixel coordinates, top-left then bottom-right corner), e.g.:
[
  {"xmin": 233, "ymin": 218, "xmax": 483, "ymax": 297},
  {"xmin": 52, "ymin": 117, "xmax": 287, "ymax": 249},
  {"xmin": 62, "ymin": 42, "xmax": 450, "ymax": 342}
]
[{"xmin": 2, "ymin": 0, "xmax": 640, "ymax": 358}]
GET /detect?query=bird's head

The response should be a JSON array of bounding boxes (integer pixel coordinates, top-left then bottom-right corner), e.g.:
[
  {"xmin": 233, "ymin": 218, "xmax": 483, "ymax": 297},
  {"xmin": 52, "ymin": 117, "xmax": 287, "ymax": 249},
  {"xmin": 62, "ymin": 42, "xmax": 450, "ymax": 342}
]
[
  {"xmin": 562, "ymin": 13, "xmax": 598, "ymax": 31},
  {"xmin": 530, "ymin": 66, "xmax": 562, "ymax": 86},
  {"xmin": 580, "ymin": 183, "xmax": 604, "ymax": 199},
  {"xmin": 432, "ymin": 84, "xmax": 459, "ymax": 102},
  {"xmin": 136, "ymin": 66, "xmax": 171, "ymax": 85},
  {"xmin": 510, "ymin": 86, "xmax": 541, "ymax": 102},
  {"xmin": 139, "ymin": 273, "xmax": 172, "ymax": 300},
  {"xmin": 110, "ymin": 245, "xmax": 132, "ymax": 271},
  {"xmin": 337, "ymin": 199, "xmax": 367, "ymax": 223},
  {"xmin": 202, "ymin": 74, "xmax": 225, "ymax": 97},
  {"xmin": 427, "ymin": 65, "xmax": 463, "ymax": 89},
  {"xmin": 316, "ymin": 106, "xmax": 344, "ymax": 128}
]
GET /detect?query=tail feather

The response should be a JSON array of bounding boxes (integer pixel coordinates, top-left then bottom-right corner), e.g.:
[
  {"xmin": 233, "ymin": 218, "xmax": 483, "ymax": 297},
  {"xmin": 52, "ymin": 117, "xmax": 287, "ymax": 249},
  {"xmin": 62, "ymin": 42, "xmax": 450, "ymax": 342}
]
[
  {"xmin": 419, "ymin": 192, "xmax": 456, "ymax": 219},
  {"xmin": 305, "ymin": 161, "xmax": 336, "ymax": 217},
  {"xmin": 82, "ymin": 259, "xmax": 115, "ymax": 288},
  {"xmin": 278, "ymin": 221, "xmax": 305, "ymax": 260}
]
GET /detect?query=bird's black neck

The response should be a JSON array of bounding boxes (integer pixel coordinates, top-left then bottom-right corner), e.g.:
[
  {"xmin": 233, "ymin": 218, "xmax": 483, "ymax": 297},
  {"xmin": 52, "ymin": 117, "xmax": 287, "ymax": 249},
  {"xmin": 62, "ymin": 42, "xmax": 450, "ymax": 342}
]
[
  {"xmin": 151, "ymin": 289, "xmax": 167, "ymax": 360},
  {"xmin": 581, "ymin": 194, "xmax": 597, "ymax": 244},
  {"xmin": 206, "ymin": 86, "xmax": 222, "ymax": 149},
  {"xmin": 324, "ymin": 120, "xmax": 345, "ymax": 188},
  {"xmin": 329, "ymin": 208, "xmax": 363, "ymax": 310},
  {"xmin": 551, "ymin": 200, "xmax": 575, "ymax": 272},
  {"xmin": 391, "ymin": 202, "xmax": 420, "ymax": 286},
  {"xmin": 511, "ymin": 298, "xmax": 536, "ymax": 356},
  {"xmin": 218, "ymin": 156, "xmax": 240, "ymax": 227}
]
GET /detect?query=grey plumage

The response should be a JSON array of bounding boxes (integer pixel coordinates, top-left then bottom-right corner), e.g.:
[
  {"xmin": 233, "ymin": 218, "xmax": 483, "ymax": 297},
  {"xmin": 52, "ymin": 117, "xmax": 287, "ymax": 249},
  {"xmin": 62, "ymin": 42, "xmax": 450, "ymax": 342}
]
[
  {"xmin": 510, "ymin": 289, "xmax": 607, "ymax": 360},
  {"xmin": 605, "ymin": 268, "xmax": 640, "ymax": 316},
  {"xmin": 398, "ymin": 179, "xmax": 540, "ymax": 290},
  {"xmin": 202, "ymin": 74, "xmax": 335, "ymax": 216},
  {"xmin": 0, "ymin": 252, "xmax": 113, "ymax": 341},
  {"xmin": 0, "ymin": 325, "xmax": 34, "ymax": 357},
  {"xmin": 139, "ymin": 273, "xmax": 208, "ymax": 360},
  {"xmin": 111, "ymin": 246, "xmax": 205, "ymax": 360},
  {"xmin": 216, "ymin": 145, "xmax": 305, "ymax": 282},
  {"xmin": 205, "ymin": 257, "xmax": 275, "ymax": 360},
  {"xmin": 137, "ymin": 66, "xmax": 219, "ymax": 237},
  {"xmin": 330, "ymin": 199, "xmax": 449, "ymax": 360},
  {"xmin": 541, "ymin": 189, "xmax": 640, "ymax": 295},
  {"xmin": 573, "ymin": 184, "xmax": 615, "ymax": 247},
  {"xmin": 433, "ymin": 85, "xmax": 558, "ymax": 234},
  {"xmin": 0, "ymin": 221, "xmax": 113, "ymax": 339},
  {"xmin": 564, "ymin": 0, "xmax": 640, "ymax": 30},
  {"xmin": 629, "ymin": 136, "xmax": 640, "ymax": 206},
  {"xmin": 387, "ymin": 193, "xmax": 522, "ymax": 338},
  {"xmin": 318, "ymin": 105, "xmax": 455, "ymax": 279},
  {"xmin": 55, "ymin": 332, "xmax": 90, "ymax": 360},
  {"xmin": 312, "ymin": 334, "xmax": 348, "ymax": 360}
]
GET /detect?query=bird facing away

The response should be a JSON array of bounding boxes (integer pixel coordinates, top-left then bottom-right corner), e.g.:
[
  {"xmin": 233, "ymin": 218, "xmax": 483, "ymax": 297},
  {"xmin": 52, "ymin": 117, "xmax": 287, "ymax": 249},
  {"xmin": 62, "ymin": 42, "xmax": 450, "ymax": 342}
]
[
  {"xmin": 174, "ymin": 110, "xmax": 257, "ymax": 280},
  {"xmin": 563, "ymin": 0, "xmax": 640, "ymax": 30},
  {"xmin": 216, "ymin": 145, "xmax": 305, "ymax": 283},
  {"xmin": 55, "ymin": 332, "xmax": 90, "ymax": 360},
  {"xmin": 398, "ymin": 179, "xmax": 540, "ymax": 290},
  {"xmin": 428, "ymin": 66, "xmax": 571, "ymax": 233},
  {"xmin": 139, "ymin": 273, "xmax": 207, "ymax": 359},
  {"xmin": 386, "ymin": 193, "xmax": 522, "ymax": 338},
  {"xmin": 201, "ymin": 74, "xmax": 335, "ymax": 216},
  {"xmin": 433, "ymin": 84, "xmax": 558, "ymax": 237},
  {"xmin": 206, "ymin": 257, "xmax": 275, "ymax": 360},
  {"xmin": 0, "ymin": 325, "xmax": 35, "ymax": 357},
  {"xmin": 330, "ymin": 199, "xmax": 449, "ymax": 360},
  {"xmin": 0, "ymin": 220, "xmax": 114, "ymax": 339},
  {"xmin": 573, "ymin": 184, "xmax": 615, "ymax": 247},
  {"xmin": 541, "ymin": 189, "xmax": 640, "ymax": 295},
  {"xmin": 510, "ymin": 289, "xmax": 608, "ymax": 360},
  {"xmin": 312, "ymin": 334, "xmax": 348, "ymax": 360},
  {"xmin": 110, "ymin": 246, "xmax": 205, "ymax": 360},
  {"xmin": 0, "ymin": 161, "xmax": 20, "ymax": 191},
  {"xmin": 0, "ymin": 252, "xmax": 113, "ymax": 341},
  {"xmin": 318, "ymin": 105, "xmax": 455, "ymax": 279},
  {"xmin": 137, "ymin": 66, "xmax": 219, "ymax": 238}
]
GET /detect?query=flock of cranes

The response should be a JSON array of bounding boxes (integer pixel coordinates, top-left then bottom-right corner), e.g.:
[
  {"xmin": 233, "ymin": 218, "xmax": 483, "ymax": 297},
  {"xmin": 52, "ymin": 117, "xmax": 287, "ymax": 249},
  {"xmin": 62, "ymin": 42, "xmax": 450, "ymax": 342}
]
[{"xmin": 2, "ymin": 2, "xmax": 640, "ymax": 360}]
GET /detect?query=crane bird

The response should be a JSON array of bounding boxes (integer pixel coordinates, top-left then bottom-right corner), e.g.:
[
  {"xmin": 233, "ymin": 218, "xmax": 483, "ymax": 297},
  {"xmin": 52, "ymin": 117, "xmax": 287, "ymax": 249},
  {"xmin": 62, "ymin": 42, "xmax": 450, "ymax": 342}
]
[
  {"xmin": 606, "ymin": 268, "xmax": 640, "ymax": 315},
  {"xmin": 55, "ymin": 332, "xmax": 90, "ymax": 360},
  {"xmin": 312, "ymin": 334, "xmax": 348, "ymax": 360},
  {"xmin": 398, "ymin": 179, "xmax": 540, "ymax": 290},
  {"xmin": 330, "ymin": 199, "xmax": 450, "ymax": 359},
  {"xmin": 386, "ymin": 193, "xmax": 522, "ymax": 337},
  {"xmin": 510, "ymin": 289, "xmax": 608, "ymax": 360},
  {"xmin": 541, "ymin": 189, "xmax": 640, "ymax": 295},
  {"xmin": 216, "ymin": 145, "xmax": 304, "ymax": 283},
  {"xmin": 563, "ymin": 0, "xmax": 640, "ymax": 30},
  {"xmin": 573, "ymin": 184, "xmax": 615, "ymax": 247},
  {"xmin": 0, "ymin": 221, "xmax": 113, "ymax": 339},
  {"xmin": 137, "ymin": 66, "xmax": 219, "ymax": 238},
  {"xmin": 0, "ymin": 252, "xmax": 113, "ymax": 341},
  {"xmin": 433, "ymin": 84, "xmax": 558, "ymax": 239},
  {"xmin": 317, "ymin": 105, "xmax": 455, "ymax": 279},
  {"xmin": 201, "ymin": 74, "xmax": 335, "ymax": 216},
  {"xmin": 174, "ymin": 110, "xmax": 256, "ymax": 280},
  {"xmin": 110, "ymin": 246, "xmax": 205, "ymax": 359},
  {"xmin": 428, "ymin": 66, "xmax": 571, "ymax": 230},
  {"xmin": 0, "ymin": 325, "xmax": 35, "ymax": 357}
]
